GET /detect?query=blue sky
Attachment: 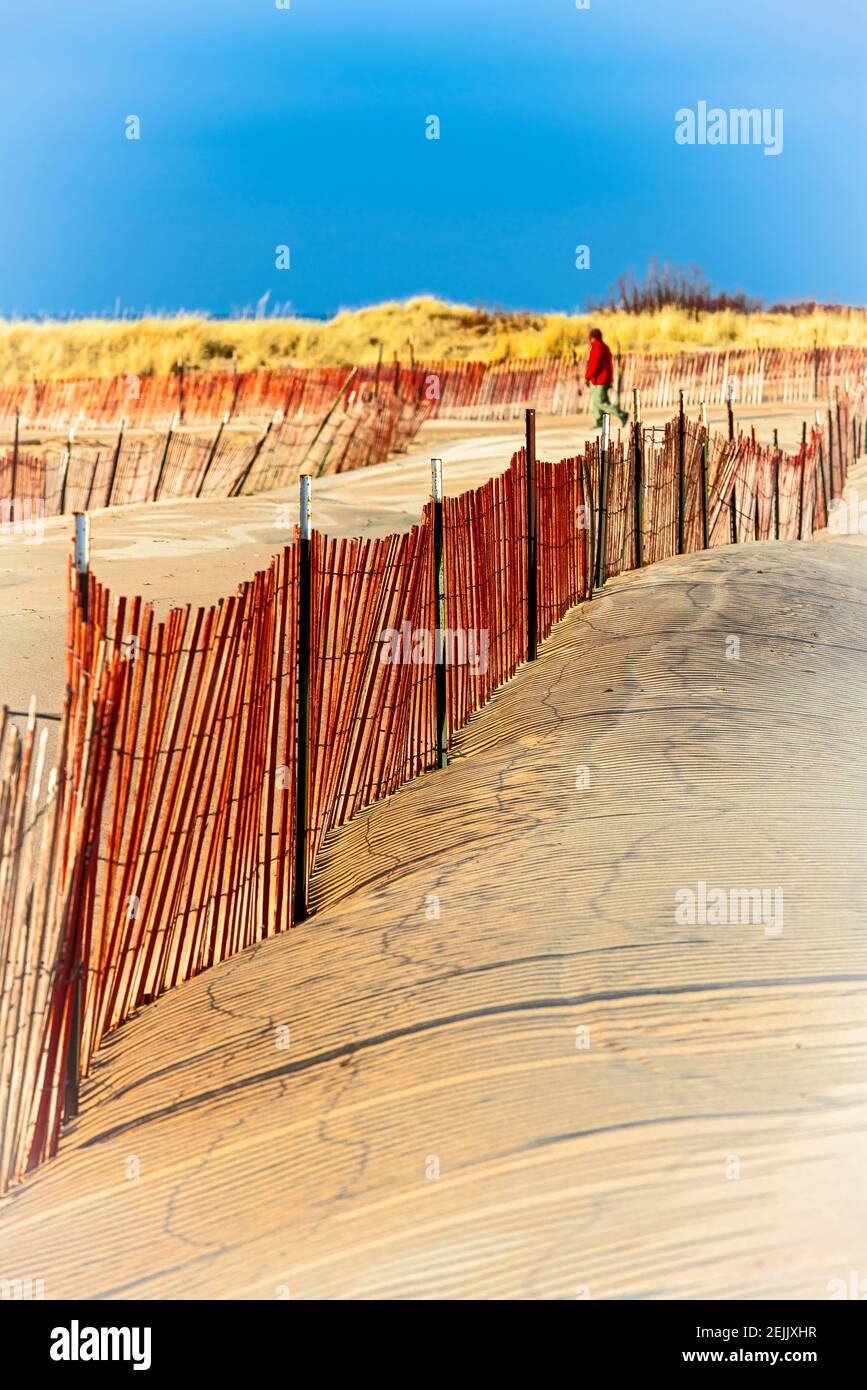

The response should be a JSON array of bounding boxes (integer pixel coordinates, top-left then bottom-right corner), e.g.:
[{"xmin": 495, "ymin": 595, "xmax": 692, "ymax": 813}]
[{"xmin": 0, "ymin": 0, "xmax": 863, "ymax": 317}]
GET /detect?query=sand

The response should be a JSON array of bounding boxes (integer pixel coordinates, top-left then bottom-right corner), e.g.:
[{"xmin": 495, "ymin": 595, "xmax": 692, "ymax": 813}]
[{"xmin": 1, "ymin": 524, "xmax": 865, "ymax": 1299}]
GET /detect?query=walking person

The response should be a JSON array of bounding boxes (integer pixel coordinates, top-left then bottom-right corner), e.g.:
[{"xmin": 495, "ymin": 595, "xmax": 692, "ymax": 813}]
[{"xmin": 584, "ymin": 328, "xmax": 628, "ymax": 429}]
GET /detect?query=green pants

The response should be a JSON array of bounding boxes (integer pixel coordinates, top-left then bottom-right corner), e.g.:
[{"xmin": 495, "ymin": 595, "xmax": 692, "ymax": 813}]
[{"xmin": 589, "ymin": 384, "xmax": 628, "ymax": 428}]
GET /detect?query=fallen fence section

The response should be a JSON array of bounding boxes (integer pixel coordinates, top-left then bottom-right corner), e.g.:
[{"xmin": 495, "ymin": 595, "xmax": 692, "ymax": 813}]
[{"xmin": 0, "ymin": 392, "xmax": 862, "ymax": 1192}]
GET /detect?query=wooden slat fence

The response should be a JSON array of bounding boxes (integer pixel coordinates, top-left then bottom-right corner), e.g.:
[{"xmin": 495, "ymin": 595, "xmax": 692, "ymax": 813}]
[
  {"xmin": 3, "ymin": 348, "xmax": 866, "ymax": 434},
  {"xmin": 1, "ymin": 391, "xmax": 863, "ymax": 1193}
]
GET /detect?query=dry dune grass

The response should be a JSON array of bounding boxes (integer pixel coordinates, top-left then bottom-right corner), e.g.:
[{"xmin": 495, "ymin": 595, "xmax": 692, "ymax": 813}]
[{"xmin": 2, "ymin": 296, "xmax": 867, "ymax": 381}]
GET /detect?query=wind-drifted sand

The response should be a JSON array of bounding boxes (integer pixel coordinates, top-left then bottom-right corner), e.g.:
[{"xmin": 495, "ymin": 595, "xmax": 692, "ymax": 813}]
[{"xmin": 1, "ymin": 532, "xmax": 866, "ymax": 1299}]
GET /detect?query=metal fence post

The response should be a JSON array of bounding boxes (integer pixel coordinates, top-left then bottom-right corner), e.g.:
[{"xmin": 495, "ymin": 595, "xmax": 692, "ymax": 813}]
[
  {"xmin": 525, "ymin": 407, "xmax": 538, "ymax": 659},
  {"xmin": 104, "ymin": 418, "xmax": 125, "ymax": 508},
  {"xmin": 431, "ymin": 459, "xmax": 448, "ymax": 768},
  {"xmin": 373, "ymin": 340, "xmax": 383, "ymax": 396},
  {"xmin": 797, "ymin": 422, "xmax": 807, "ymax": 540},
  {"xmin": 153, "ymin": 413, "xmax": 177, "ymax": 501},
  {"xmin": 633, "ymin": 388, "xmax": 643, "ymax": 568},
  {"xmin": 677, "ymin": 389, "xmax": 686, "ymax": 554},
  {"xmin": 727, "ymin": 389, "xmax": 738, "ymax": 543},
  {"xmin": 293, "ymin": 475, "xmax": 312, "ymax": 923},
  {"xmin": 310, "ymin": 367, "xmax": 358, "ymax": 477},
  {"xmin": 581, "ymin": 454, "xmax": 594, "ymax": 599},
  {"xmin": 700, "ymin": 401, "xmax": 710, "ymax": 550},
  {"xmin": 197, "ymin": 410, "xmax": 230, "ymax": 498},
  {"xmin": 757, "ymin": 344, "xmax": 765, "ymax": 403},
  {"xmin": 10, "ymin": 406, "xmax": 19, "ymax": 516},
  {"xmin": 594, "ymin": 413, "xmax": 610, "ymax": 590},
  {"xmin": 230, "ymin": 349, "xmax": 241, "ymax": 419},
  {"xmin": 58, "ymin": 426, "xmax": 76, "ymax": 515},
  {"xmin": 750, "ymin": 422, "xmax": 760, "ymax": 538},
  {"xmin": 816, "ymin": 409, "xmax": 829, "ymax": 521},
  {"xmin": 231, "ymin": 411, "xmax": 280, "ymax": 497}
]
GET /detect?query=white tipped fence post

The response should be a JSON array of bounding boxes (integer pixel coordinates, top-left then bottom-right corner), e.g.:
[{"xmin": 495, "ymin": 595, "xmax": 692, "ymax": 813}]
[
  {"xmin": 594, "ymin": 412, "xmax": 610, "ymax": 590},
  {"xmin": 431, "ymin": 459, "xmax": 448, "ymax": 769},
  {"xmin": 74, "ymin": 510, "xmax": 90, "ymax": 620},
  {"xmin": 431, "ymin": 459, "xmax": 443, "ymax": 500},
  {"xmin": 294, "ymin": 474, "xmax": 313, "ymax": 922},
  {"xmin": 65, "ymin": 510, "xmax": 91, "ymax": 1122},
  {"xmin": 299, "ymin": 472, "xmax": 312, "ymax": 540}
]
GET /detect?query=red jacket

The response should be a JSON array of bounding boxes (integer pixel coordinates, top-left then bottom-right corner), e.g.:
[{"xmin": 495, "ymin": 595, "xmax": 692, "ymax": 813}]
[{"xmin": 585, "ymin": 340, "xmax": 613, "ymax": 386}]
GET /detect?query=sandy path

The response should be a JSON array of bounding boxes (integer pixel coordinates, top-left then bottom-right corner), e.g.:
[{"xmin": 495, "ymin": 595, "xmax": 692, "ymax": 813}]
[{"xmin": 1, "ymin": 532, "xmax": 865, "ymax": 1299}]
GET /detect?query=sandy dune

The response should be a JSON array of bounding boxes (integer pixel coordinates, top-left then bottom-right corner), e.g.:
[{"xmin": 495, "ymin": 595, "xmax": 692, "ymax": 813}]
[{"xmin": 1, "ymin": 531, "xmax": 866, "ymax": 1299}]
